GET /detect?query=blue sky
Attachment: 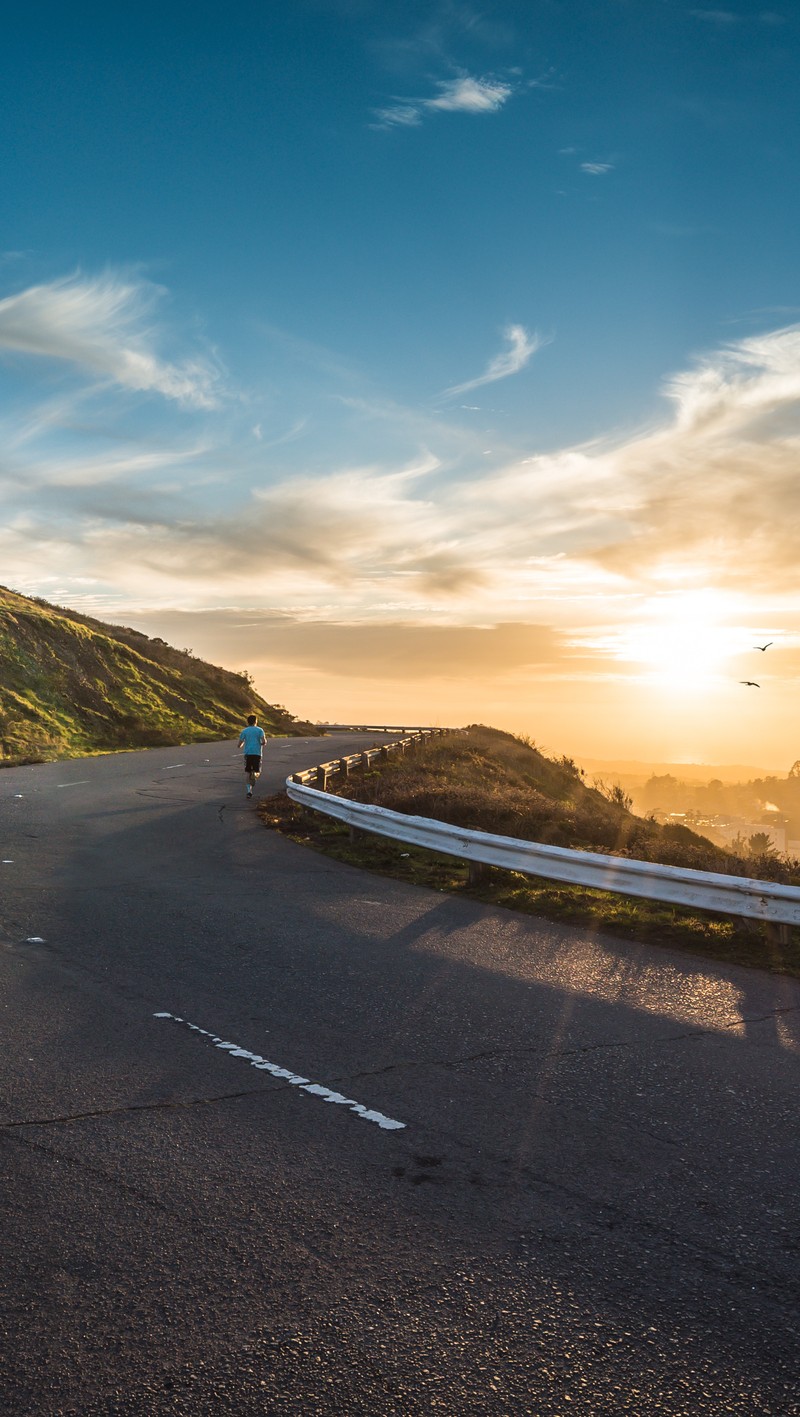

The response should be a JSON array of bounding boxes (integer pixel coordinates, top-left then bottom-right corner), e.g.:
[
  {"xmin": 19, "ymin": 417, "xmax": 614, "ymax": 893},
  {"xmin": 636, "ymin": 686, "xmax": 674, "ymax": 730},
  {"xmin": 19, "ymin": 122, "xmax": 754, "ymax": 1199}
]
[{"xmin": 1, "ymin": 1, "xmax": 799, "ymax": 761}]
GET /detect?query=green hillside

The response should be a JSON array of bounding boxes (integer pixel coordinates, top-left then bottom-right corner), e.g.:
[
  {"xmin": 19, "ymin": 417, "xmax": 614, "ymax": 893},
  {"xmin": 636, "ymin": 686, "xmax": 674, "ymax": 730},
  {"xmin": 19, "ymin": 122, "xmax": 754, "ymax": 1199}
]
[{"xmin": 0, "ymin": 584, "xmax": 316, "ymax": 763}]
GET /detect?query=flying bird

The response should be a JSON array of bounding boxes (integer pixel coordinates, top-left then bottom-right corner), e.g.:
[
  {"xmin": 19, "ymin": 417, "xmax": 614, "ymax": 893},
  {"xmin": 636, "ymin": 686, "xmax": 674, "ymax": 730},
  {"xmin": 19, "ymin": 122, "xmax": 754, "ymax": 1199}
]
[
  {"xmin": 753, "ymin": 642, "xmax": 773, "ymax": 651},
  {"xmin": 740, "ymin": 681, "xmax": 760, "ymax": 688}
]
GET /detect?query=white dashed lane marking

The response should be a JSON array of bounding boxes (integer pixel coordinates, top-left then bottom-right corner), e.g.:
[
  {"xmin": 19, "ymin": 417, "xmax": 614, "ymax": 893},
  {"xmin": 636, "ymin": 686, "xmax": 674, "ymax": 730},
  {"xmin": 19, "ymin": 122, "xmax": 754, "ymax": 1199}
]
[
  {"xmin": 154, "ymin": 1012, "xmax": 406, "ymax": 1132},
  {"xmin": 57, "ymin": 781, "xmax": 89, "ymax": 788}
]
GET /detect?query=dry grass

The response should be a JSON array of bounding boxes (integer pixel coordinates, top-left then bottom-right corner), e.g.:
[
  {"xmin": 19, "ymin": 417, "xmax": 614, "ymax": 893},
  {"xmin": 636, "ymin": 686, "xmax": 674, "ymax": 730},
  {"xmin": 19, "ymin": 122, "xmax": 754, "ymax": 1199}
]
[{"xmin": 330, "ymin": 726, "xmax": 800, "ymax": 882}]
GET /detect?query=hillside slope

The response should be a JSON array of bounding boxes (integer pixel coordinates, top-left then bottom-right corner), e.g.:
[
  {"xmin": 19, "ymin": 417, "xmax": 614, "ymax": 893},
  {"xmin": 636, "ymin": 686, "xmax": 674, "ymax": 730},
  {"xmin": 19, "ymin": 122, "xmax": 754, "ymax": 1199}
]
[
  {"xmin": 326, "ymin": 725, "xmax": 800, "ymax": 882},
  {"xmin": 0, "ymin": 585, "xmax": 315, "ymax": 763},
  {"xmin": 264, "ymin": 726, "xmax": 799, "ymax": 972}
]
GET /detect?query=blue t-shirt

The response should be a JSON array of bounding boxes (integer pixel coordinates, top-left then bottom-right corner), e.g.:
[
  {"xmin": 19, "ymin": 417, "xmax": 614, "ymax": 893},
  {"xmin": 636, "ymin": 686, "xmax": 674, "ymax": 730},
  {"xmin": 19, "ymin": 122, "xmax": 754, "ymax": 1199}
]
[{"xmin": 239, "ymin": 725, "xmax": 266, "ymax": 755}]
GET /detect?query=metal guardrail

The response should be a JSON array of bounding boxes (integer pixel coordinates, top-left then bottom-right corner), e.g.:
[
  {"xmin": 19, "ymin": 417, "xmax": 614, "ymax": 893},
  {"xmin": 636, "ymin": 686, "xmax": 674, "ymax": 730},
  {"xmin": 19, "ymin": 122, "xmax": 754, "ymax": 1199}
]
[
  {"xmin": 318, "ymin": 724, "xmax": 447, "ymax": 735},
  {"xmin": 286, "ymin": 732, "xmax": 800, "ymax": 929},
  {"xmin": 290, "ymin": 729, "xmax": 452, "ymax": 792}
]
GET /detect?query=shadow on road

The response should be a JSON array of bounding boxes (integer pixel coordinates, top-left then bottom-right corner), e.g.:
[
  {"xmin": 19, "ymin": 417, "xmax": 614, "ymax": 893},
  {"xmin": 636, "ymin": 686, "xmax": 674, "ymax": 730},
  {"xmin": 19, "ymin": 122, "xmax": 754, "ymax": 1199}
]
[{"xmin": 3, "ymin": 763, "xmax": 800, "ymax": 1413}]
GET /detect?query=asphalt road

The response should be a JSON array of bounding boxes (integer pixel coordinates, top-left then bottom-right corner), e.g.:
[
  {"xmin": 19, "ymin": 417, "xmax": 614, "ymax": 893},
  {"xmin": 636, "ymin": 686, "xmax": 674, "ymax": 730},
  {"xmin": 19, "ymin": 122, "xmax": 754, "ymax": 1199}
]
[{"xmin": 2, "ymin": 736, "xmax": 799, "ymax": 1416}]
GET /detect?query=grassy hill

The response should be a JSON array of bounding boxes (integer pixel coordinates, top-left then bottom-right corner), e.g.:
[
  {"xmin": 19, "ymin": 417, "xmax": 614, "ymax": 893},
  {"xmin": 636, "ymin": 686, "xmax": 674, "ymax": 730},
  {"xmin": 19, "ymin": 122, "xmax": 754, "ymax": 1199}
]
[
  {"xmin": 0, "ymin": 584, "xmax": 316, "ymax": 763},
  {"xmin": 263, "ymin": 725, "xmax": 800, "ymax": 973},
  {"xmin": 306, "ymin": 725, "xmax": 799, "ymax": 879}
]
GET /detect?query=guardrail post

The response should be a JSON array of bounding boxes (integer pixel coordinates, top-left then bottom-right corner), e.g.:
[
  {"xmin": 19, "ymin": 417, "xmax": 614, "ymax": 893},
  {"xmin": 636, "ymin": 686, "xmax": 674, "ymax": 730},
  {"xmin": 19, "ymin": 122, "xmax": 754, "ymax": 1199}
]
[
  {"xmin": 339, "ymin": 757, "xmax": 349, "ymax": 778},
  {"xmin": 468, "ymin": 861, "xmax": 489, "ymax": 886},
  {"xmin": 316, "ymin": 766, "xmax": 328, "ymax": 791},
  {"xmin": 291, "ymin": 772, "xmax": 307, "ymax": 818},
  {"xmin": 764, "ymin": 921, "xmax": 791, "ymax": 947},
  {"xmin": 380, "ymin": 746, "xmax": 389, "ymax": 762}
]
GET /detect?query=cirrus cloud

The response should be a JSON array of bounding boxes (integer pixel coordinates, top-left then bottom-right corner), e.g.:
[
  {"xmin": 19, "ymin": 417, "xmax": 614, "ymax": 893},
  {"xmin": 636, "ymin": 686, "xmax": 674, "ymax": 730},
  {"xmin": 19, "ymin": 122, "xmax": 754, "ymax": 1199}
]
[
  {"xmin": 0, "ymin": 274, "xmax": 220, "ymax": 408},
  {"xmin": 439, "ymin": 323, "xmax": 547, "ymax": 399},
  {"xmin": 3, "ymin": 312, "xmax": 800, "ymax": 643},
  {"xmin": 372, "ymin": 72, "xmax": 513, "ymax": 129}
]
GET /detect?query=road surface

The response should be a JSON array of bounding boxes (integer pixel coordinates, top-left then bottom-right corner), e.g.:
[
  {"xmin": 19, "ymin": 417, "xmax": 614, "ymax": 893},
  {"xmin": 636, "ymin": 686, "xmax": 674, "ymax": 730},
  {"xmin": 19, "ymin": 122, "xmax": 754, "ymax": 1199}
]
[{"xmin": 2, "ymin": 736, "xmax": 799, "ymax": 1414}]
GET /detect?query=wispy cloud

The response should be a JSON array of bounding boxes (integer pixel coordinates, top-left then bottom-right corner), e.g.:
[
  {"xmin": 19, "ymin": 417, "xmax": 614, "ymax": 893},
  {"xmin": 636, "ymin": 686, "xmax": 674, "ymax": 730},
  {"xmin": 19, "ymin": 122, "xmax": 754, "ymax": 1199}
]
[
  {"xmin": 373, "ymin": 103, "xmax": 423, "ymax": 128},
  {"xmin": 581, "ymin": 326, "xmax": 800, "ymax": 590},
  {"xmin": 372, "ymin": 72, "xmax": 513, "ymax": 129},
  {"xmin": 13, "ymin": 443, "xmax": 209, "ymax": 492},
  {"xmin": 425, "ymin": 74, "xmax": 512, "ymax": 112},
  {"xmin": 0, "ymin": 274, "xmax": 220, "ymax": 408},
  {"xmin": 440, "ymin": 324, "xmax": 546, "ymax": 399},
  {"xmin": 3, "ymin": 313, "xmax": 800, "ymax": 677},
  {"xmin": 688, "ymin": 9, "xmax": 739, "ymax": 22},
  {"xmin": 687, "ymin": 9, "xmax": 788, "ymax": 31},
  {"xmin": 580, "ymin": 162, "xmax": 614, "ymax": 175}
]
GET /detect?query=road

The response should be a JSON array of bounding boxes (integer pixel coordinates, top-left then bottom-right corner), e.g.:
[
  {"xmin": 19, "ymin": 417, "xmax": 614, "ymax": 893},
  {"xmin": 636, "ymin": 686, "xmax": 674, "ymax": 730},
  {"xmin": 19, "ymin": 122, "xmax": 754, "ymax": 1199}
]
[{"xmin": 2, "ymin": 736, "xmax": 799, "ymax": 1415}]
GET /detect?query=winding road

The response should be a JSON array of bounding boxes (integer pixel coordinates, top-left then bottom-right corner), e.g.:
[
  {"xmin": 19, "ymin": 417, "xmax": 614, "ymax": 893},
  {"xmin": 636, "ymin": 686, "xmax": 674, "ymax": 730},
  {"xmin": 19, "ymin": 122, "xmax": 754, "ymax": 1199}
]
[{"xmin": 2, "ymin": 736, "xmax": 799, "ymax": 1414}]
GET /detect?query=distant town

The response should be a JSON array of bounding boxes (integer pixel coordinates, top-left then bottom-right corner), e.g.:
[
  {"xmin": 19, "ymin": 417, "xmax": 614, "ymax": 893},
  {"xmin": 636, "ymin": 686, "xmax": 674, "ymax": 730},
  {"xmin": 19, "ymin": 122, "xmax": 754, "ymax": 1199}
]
[{"xmin": 580, "ymin": 759, "xmax": 800, "ymax": 860}]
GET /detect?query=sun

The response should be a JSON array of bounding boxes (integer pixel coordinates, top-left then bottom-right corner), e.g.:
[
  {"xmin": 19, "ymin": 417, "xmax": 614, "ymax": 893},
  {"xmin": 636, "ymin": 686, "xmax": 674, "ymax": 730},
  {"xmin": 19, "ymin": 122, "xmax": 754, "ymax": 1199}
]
[{"xmin": 611, "ymin": 591, "xmax": 744, "ymax": 690}]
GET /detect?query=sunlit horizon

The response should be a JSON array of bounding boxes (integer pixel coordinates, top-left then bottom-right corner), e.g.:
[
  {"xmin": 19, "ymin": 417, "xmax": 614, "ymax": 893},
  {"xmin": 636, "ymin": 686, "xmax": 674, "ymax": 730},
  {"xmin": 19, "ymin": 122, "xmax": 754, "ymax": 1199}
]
[{"xmin": 1, "ymin": 4, "xmax": 798, "ymax": 768}]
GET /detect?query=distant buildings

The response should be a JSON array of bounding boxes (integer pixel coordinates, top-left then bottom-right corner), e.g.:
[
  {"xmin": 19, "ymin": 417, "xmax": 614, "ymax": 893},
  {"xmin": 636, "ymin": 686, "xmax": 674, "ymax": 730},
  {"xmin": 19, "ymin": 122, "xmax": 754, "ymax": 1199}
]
[{"xmin": 651, "ymin": 810, "xmax": 796, "ymax": 856}]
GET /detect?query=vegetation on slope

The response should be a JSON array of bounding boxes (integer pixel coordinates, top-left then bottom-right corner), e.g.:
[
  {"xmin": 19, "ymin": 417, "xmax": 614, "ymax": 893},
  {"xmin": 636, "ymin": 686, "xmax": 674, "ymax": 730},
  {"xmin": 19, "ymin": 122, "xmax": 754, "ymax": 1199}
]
[
  {"xmin": 330, "ymin": 726, "xmax": 799, "ymax": 879},
  {"xmin": 262, "ymin": 726, "xmax": 800, "ymax": 975},
  {"xmin": 0, "ymin": 584, "xmax": 316, "ymax": 763}
]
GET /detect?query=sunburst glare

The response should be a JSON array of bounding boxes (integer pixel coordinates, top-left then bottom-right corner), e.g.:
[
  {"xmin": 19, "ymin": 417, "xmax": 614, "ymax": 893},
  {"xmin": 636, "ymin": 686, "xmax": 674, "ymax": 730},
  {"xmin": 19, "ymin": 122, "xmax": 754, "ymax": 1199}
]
[{"xmin": 594, "ymin": 591, "xmax": 748, "ymax": 691}]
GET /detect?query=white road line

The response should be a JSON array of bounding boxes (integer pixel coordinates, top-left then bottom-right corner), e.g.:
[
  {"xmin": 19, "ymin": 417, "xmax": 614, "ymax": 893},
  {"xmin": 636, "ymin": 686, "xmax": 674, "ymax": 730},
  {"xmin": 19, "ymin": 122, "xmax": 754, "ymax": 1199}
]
[
  {"xmin": 154, "ymin": 1012, "xmax": 406, "ymax": 1132},
  {"xmin": 164, "ymin": 764, "xmax": 184, "ymax": 769},
  {"xmin": 57, "ymin": 781, "xmax": 90, "ymax": 788}
]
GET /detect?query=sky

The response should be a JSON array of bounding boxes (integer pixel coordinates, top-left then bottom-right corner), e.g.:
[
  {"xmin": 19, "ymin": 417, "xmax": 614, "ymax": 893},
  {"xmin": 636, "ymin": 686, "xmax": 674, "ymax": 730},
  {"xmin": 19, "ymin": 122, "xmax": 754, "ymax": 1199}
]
[{"xmin": 1, "ymin": 0, "xmax": 799, "ymax": 767}]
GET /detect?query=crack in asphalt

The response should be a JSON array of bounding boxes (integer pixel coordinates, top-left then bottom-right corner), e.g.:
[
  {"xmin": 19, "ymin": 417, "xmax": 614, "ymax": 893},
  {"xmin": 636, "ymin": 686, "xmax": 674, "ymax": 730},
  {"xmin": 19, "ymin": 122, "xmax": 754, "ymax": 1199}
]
[
  {"xmin": 8, "ymin": 1082, "xmax": 796, "ymax": 1310},
  {"xmin": 408, "ymin": 1004, "xmax": 800, "ymax": 1074},
  {"xmin": 1, "ymin": 1084, "xmax": 277, "ymax": 1130},
  {"xmin": 5, "ymin": 1059, "xmax": 800, "ymax": 1307},
  {"xmin": 5, "ymin": 999, "xmax": 798, "ymax": 1137},
  {"xmin": 5, "ymin": 1127, "xmax": 181, "ymax": 1214},
  {"xmin": 301, "ymin": 1007, "xmax": 800, "ymax": 1110},
  {"xmin": 12, "ymin": 996, "xmax": 791, "ymax": 1131}
]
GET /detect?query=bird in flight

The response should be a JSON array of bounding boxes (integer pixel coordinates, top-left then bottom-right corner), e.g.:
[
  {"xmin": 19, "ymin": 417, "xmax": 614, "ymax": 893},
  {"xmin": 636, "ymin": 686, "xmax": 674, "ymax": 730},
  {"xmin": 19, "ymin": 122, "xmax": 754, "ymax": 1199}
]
[
  {"xmin": 740, "ymin": 681, "xmax": 760, "ymax": 688},
  {"xmin": 753, "ymin": 642, "xmax": 773, "ymax": 651}
]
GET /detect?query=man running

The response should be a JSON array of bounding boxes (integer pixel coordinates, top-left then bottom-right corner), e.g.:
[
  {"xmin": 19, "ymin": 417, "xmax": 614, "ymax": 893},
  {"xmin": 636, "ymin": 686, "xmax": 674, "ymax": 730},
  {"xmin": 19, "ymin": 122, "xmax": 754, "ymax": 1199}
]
[{"xmin": 238, "ymin": 714, "xmax": 267, "ymax": 797}]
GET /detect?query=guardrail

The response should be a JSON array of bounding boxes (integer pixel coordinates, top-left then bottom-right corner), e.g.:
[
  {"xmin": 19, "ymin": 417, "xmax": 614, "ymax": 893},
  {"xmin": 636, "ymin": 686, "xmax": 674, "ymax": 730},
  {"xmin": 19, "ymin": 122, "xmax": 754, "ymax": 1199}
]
[
  {"xmin": 290, "ymin": 728, "xmax": 452, "ymax": 791},
  {"xmin": 319, "ymin": 724, "xmax": 448, "ymax": 735},
  {"xmin": 286, "ymin": 733, "xmax": 800, "ymax": 930}
]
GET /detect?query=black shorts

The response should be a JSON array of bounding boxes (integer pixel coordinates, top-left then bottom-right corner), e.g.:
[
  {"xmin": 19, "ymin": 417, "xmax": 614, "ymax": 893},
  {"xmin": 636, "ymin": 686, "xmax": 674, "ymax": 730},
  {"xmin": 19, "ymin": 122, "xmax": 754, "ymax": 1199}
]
[{"xmin": 244, "ymin": 755, "xmax": 262, "ymax": 775}]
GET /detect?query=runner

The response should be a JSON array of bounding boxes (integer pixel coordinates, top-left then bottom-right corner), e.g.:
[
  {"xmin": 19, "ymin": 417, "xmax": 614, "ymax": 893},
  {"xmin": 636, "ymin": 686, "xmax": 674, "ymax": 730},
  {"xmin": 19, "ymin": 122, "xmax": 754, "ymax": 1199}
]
[{"xmin": 237, "ymin": 714, "xmax": 267, "ymax": 798}]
